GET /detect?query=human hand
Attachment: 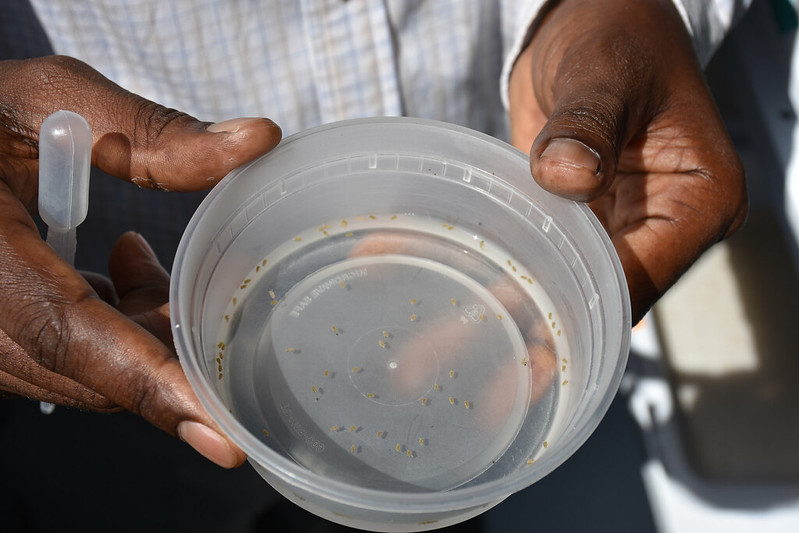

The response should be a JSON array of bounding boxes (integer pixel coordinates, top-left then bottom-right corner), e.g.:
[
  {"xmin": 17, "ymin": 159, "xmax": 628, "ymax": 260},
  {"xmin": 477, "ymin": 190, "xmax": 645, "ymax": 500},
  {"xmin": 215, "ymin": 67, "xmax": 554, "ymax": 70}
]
[
  {"xmin": 0, "ymin": 55, "xmax": 282, "ymax": 467},
  {"xmin": 508, "ymin": 0, "xmax": 748, "ymax": 324}
]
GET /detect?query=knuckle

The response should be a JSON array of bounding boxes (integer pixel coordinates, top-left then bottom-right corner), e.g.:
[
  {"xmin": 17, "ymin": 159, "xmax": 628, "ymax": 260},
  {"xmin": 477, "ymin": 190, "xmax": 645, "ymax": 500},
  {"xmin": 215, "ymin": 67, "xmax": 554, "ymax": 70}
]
[
  {"xmin": 20, "ymin": 298, "xmax": 73, "ymax": 374},
  {"xmin": 123, "ymin": 375, "xmax": 156, "ymax": 417},
  {"xmin": 19, "ymin": 56, "xmax": 99, "ymax": 106},
  {"xmin": 131, "ymin": 100, "xmax": 192, "ymax": 151},
  {"xmin": 558, "ymin": 101, "xmax": 620, "ymax": 142},
  {"xmin": 128, "ymin": 100, "xmax": 195, "ymax": 188},
  {"xmin": 4, "ymin": 274, "xmax": 94, "ymax": 377},
  {"xmin": 120, "ymin": 365, "xmax": 168, "ymax": 423}
]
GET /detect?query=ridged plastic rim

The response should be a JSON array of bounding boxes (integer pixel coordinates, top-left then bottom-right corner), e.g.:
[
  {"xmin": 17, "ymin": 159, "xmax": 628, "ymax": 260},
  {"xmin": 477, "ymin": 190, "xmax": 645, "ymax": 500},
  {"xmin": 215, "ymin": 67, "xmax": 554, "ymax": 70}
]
[{"xmin": 170, "ymin": 117, "xmax": 631, "ymax": 515}]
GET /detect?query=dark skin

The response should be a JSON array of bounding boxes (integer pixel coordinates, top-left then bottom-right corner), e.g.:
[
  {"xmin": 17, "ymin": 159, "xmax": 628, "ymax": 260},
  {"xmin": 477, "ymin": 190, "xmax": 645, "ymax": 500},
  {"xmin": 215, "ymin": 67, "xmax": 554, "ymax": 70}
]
[
  {"xmin": 509, "ymin": 0, "xmax": 747, "ymax": 323},
  {"xmin": 0, "ymin": 0, "xmax": 746, "ymax": 467},
  {"xmin": 0, "ymin": 55, "xmax": 282, "ymax": 467}
]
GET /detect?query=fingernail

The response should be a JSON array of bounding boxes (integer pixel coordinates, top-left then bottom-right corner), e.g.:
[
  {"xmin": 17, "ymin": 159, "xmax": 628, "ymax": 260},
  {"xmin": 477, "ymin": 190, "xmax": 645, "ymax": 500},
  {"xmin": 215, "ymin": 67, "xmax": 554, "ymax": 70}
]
[
  {"xmin": 540, "ymin": 138, "xmax": 601, "ymax": 177},
  {"xmin": 207, "ymin": 117, "xmax": 263, "ymax": 134},
  {"xmin": 134, "ymin": 232, "xmax": 156, "ymax": 258},
  {"xmin": 177, "ymin": 421, "xmax": 238, "ymax": 468}
]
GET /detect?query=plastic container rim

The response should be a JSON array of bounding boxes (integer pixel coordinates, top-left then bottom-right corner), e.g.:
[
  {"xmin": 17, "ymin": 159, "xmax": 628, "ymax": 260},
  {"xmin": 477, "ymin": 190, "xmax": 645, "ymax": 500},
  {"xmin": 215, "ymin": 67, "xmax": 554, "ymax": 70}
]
[{"xmin": 170, "ymin": 117, "xmax": 631, "ymax": 515}]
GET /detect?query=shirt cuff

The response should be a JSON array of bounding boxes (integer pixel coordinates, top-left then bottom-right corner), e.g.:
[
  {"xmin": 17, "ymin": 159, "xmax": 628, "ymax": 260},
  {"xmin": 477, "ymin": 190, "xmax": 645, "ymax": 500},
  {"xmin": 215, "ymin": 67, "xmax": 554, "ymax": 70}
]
[
  {"xmin": 499, "ymin": 0, "xmax": 547, "ymax": 111},
  {"xmin": 499, "ymin": 0, "xmax": 753, "ymax": 111},
  {"xmin": 670, "ymin": 0, "xmax": 753, "ymax": 66}
]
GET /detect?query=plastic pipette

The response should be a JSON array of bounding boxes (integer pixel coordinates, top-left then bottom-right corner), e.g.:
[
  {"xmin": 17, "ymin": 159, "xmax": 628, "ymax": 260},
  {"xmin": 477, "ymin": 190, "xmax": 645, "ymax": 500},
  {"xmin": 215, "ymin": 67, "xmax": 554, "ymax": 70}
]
[{"xmin": 37, "ymin": 110, "xmax": 92, "ymax": 414}]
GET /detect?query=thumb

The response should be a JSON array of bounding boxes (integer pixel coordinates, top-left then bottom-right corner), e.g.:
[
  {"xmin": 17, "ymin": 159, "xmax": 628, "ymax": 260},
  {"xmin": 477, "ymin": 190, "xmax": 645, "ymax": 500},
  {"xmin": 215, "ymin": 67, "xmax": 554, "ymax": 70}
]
[
  {"xmin": 532, "ymin": 135, "xmax": 604, "ymax": 202},
  {"xmin": 94, "ymin": 112, "xmax": 282, "ymax": 192},
  {"xmin": 524, "ymin": 4, "xmax": 667, "ymax": 203},
  {"xmin": 529, "ymin": 81, "xmax": 634, "ymax": 202},
  {"xmin": 5, "ymin": 55, "xmax": 282, "ymax": 192}
]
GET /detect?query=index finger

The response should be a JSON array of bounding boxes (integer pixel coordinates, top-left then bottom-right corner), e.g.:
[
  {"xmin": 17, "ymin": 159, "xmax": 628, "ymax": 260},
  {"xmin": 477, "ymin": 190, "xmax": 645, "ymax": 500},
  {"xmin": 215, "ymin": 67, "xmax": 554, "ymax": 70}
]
[
  {"xmin": 0, "ymin": 186, "xmax": 245, "ymax": 467},
  {"xmin": 1, "ymin": 56, "xmax": 282, "ymax": 192}
]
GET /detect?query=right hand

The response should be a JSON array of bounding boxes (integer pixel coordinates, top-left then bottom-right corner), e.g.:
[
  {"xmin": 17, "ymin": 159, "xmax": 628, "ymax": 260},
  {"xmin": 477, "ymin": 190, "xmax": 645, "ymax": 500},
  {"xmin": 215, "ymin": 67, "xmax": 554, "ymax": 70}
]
[
  {"xmin": 0, "ymin": 55, "xmax": 282, "ymax": 467},
  {"xmin": 508, "ymin": 0, "xmax": 748, "ymax": 324}
]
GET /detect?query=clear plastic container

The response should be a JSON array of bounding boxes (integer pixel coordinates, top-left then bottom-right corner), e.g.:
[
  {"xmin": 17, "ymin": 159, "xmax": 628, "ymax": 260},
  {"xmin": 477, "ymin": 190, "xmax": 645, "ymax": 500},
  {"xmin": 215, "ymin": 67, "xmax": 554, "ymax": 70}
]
[{"xmin": 170, "ymin": 118, "xmax": 630, "ymax": 531}]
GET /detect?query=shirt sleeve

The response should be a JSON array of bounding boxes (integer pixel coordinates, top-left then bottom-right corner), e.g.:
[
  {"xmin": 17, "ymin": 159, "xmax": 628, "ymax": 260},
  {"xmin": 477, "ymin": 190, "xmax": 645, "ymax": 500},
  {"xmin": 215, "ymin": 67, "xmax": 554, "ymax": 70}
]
[
  {"xmin": 499, "ymin": 0, "xmax": 754, "ymax": 110},
  {"xmin": 671, "ymin": 0, "xmax": 754, "ymax": 66},
  {"xmin": 499, "ymin": 0, "xmax": 547, "ymax": 111}
]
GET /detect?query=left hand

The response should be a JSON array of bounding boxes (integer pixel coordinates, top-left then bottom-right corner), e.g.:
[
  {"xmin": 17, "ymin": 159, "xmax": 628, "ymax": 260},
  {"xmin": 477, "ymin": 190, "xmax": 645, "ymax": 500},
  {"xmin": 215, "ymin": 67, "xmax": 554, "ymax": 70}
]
[
  {"xmin": 0, "ymin": 55, "xmax": 282, "ymax": 467},
  {"xmin": 508, "ymin": 0, "xmax": 748, "ymax": 324}
]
